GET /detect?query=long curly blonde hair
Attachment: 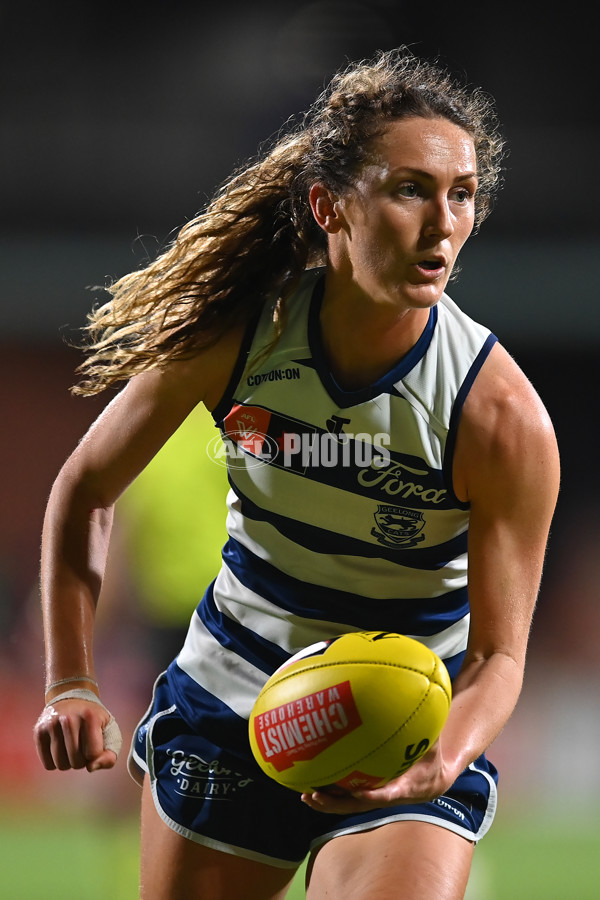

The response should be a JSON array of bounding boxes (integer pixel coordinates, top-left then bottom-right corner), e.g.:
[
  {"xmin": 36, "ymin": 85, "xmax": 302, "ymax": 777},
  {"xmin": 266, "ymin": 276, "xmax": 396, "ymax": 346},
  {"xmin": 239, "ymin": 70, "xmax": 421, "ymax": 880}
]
[{"xmin": 73, "ymin": 48, "xmax": 505, "ymax": 395}]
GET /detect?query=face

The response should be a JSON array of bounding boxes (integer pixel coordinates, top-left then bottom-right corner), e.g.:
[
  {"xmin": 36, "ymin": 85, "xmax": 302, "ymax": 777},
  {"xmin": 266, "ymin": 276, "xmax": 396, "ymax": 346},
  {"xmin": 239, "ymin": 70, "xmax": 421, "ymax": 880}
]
[{"xmin": 322, "ymin": 116, "xmax": 478, "ymax": 313}]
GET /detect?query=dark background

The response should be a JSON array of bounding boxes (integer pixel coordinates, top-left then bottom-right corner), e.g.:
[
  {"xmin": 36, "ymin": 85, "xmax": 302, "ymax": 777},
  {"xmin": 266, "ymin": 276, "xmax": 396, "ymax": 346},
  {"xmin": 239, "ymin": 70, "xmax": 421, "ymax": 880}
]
[
  {"xmin": 0, "ymin": 0, "xmax": 599, "ymax": 875},
  {"xmin": 2, "ymin": 1, "xmax": 598, "ymax": 340}
]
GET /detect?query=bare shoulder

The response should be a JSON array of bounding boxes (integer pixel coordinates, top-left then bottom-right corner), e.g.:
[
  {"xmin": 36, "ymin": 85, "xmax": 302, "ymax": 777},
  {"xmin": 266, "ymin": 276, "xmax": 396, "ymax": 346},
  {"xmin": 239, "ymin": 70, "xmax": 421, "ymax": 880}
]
[
  {"xmin": 107, "ymin": 320, "xmax": 246, "ymax": 421},
  {"xmin": 453, "ymin": 342, "xmax": 560, "ymax": 506},
  {"xmin": 153, "ymin": 320, "xmax": 249, "ymax": 412},
  {"xmin": 60, "ymin": 323, "xmax": 247, "ymax": 505}
]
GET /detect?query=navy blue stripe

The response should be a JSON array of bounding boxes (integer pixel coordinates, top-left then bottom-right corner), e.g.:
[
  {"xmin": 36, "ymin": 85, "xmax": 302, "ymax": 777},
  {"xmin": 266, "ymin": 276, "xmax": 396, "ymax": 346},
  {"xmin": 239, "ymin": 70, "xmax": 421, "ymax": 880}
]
[
  {"xmin": 167, "ymin": 661, "xmax": 250, "ymax": 742},
  {"xmin": 228, "ymin": 477, "xmax": 468, "ymax": 569},
  {"xmin": 444, "ymin": 332, "xmax": 498, "ymax": 508},
  {"xmin": 441, "ymin": 651, "xmax": 465, "ymax": 681},
  {"xmin": 198, "ymin": 581, "xmax": 288, "ymax": 674},
  {"xmin": 187, "ymin": 563, "xmax": 467, "ymax": 698},
  {"xmin": 221, "ymin": 403, "xmax": 452, "ymax": 511},
  {"xmin": 165, "ymin": 656, "xmax": 473, "ymax": 755},
  {"xmin": 211, "ymin": 309, "xmax": 264, "ymax": 423},
  {"xmin": 222, "ymin": 536, "xmax": 470, "ymax": 636}
]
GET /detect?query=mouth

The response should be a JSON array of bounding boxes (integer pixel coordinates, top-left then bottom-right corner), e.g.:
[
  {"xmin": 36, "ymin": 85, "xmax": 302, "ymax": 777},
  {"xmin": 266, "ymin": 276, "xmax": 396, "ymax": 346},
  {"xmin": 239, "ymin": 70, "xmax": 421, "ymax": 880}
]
[{"xmin": 413, "ymin": 257, "xmax": 446, "ymax": 279}]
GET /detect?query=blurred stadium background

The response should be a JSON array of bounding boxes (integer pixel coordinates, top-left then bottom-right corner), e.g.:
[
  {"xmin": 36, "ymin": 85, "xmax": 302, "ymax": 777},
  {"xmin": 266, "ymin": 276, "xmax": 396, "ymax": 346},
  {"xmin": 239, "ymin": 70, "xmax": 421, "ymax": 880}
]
[{"xmin": 1, "ymin": 2, "xmax": 599, "ymax": 896}]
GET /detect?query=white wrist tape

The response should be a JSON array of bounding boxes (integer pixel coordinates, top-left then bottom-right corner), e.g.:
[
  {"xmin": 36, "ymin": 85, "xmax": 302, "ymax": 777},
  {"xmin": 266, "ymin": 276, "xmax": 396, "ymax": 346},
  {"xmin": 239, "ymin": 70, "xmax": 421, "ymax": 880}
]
[{"xmin": 46, "ymin": 688, "xmax": 123, "ymax": 758}]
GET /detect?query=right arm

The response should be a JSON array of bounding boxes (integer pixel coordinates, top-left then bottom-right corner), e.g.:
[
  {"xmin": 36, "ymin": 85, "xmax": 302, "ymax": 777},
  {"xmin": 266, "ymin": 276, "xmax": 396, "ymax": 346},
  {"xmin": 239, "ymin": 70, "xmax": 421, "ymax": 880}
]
[{"xmin": 34, "ymin": 325, "xmax": 245, "ymax": 773}]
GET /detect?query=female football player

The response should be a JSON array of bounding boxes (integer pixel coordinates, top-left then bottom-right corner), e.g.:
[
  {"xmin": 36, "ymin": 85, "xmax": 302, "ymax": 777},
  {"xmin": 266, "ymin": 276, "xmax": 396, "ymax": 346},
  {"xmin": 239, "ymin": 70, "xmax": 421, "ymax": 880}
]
[{"xmin": 34, "ymin": 48, "xmax": 559, "ymax": 899}]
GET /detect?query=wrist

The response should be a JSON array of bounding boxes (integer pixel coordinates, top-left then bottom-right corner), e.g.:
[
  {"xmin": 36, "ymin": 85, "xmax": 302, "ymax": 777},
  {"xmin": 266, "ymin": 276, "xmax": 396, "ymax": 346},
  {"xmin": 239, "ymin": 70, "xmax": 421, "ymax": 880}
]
[
  {"xmin": 44, "ymin": 674, "xmax": 99, "ymax": 704},
  {"xmin": 45, "ymin": 688, "xmax": 105, "ymax": 708}
]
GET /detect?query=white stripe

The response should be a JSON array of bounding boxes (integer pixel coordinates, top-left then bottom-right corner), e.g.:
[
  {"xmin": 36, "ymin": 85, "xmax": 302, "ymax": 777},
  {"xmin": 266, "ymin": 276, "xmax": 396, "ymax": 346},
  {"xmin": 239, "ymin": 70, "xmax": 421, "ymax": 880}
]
[
  {"xmin": 467, "ymin": 758, "xmax": 498, "ymax": 840},
  {"xmin": 176, "ymin": 612, "xmax": 269, "ymax": 719},
  {"xmin": 176, "ymin": 601, "xmax": 468, "ymax": 725},
  {"xmin": 310, "ymin": 757, "xmax": 497, "ymax": 850},
  {"xmin": 310, "ymin": 811, "xmax": 485, "ymax": 848},
  {"xmin": 226, "ymin": 509, "xmax": 468, "ymax": 601},
  {"xmin": 177, "ymin": 564, "xmax": 469, "ymax": 723},
  {"xmin": 407, "ymin": 614, "xmax": 470, "ymax": 661},
  {"xmin": 213, "ymin": 563, "xmax": 469, "ymax": 663},
  {"xmin": 213, "ymin": 564, "xmax": 364, "ymax": 651},
  {"xmin": 229, "ymin": 460, "xmax": 467, "ymax": 549}
]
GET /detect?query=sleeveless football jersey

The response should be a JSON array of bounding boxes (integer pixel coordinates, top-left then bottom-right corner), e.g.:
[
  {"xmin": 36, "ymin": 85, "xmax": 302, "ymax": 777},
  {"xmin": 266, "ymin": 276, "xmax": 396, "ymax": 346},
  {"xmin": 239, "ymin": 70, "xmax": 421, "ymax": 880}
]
[{"xmin": 169, "ymin": 267, "xmax": 497, "ymax": 731}]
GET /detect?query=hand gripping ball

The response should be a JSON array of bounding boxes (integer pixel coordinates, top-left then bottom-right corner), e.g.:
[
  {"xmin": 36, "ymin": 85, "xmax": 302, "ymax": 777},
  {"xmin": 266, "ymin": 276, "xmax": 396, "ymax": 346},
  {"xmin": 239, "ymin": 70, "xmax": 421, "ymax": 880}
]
[{"xmin": 249, "ymin": 631, "xmax": 452, "ymax": 794}]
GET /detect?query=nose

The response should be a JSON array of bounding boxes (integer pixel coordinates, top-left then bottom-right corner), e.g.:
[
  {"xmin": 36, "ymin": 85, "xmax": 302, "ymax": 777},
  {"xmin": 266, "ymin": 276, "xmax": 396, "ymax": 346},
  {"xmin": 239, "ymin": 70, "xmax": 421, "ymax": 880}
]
[{"xmin": 423, "ymin": 196, "xmax": 453, "ymax": 240}]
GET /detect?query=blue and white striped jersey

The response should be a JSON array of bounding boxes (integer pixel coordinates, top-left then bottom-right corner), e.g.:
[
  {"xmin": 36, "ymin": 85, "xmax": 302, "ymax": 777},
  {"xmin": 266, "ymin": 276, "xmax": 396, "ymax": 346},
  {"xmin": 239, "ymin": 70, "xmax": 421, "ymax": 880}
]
[{"xmin": 169, "ymin": 267, "xmax": 497, "ymax": 731}]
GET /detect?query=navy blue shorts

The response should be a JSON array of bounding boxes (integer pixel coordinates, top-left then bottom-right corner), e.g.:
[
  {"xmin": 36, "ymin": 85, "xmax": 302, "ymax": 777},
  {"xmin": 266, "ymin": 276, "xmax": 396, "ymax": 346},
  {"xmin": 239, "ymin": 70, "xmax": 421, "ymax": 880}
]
[{"xmin": 128, "ymin": 672, "xmax": 498, "ymax": 868}]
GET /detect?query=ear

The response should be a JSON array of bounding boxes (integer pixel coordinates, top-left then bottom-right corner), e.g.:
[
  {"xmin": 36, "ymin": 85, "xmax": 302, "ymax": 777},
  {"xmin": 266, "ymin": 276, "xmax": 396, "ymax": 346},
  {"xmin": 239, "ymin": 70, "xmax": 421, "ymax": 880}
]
[{"xmin": 309, "ymin": 183, "xmax": 345, "ymax": 234}]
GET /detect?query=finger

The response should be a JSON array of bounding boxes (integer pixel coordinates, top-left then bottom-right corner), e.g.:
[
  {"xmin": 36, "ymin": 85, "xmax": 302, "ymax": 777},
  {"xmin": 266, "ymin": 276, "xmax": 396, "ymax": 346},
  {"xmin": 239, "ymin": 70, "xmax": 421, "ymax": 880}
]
[
  {"xmin": 84, "ymin": 715, "xmax": 122, "ymax": 772},
  {"xmin": 351, "ymin": 782, "xmax": 400, "ymax": 804},
  {"xmin": 48, "ymin": 718, "xmax": 72, "ymax": 770},
  {"xmin": 353, "ymin": 775, "xmax": 442, "ymax": 806},
  {"xmin": 79, "ymin": 710, "xmax": 107, "ymax": 764},
  {"xmin": 102, "ymin": 715, "xmax": 122, "ymax": 757},
  {"xmin": 300, "ymin": 791, "xmax": 377, "ymax": 815},
  {"xmin": 38, "ymin": 704, "xmax": 74, "ymax": 770},
  {"xmin": 34, "ymin": 726, "xmax": 57, "ymax": 771},
  {"xmin": 60, "ymin": 713, "xmax": 89, "ymax": 769},
  {"xmin": 86, "ymin": 749, "xmax": 118, "ymax": 773}
]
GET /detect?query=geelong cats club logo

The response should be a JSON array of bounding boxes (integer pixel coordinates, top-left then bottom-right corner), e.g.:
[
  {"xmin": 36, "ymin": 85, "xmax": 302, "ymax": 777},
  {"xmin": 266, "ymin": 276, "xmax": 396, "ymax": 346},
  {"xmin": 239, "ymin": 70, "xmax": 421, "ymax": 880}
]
[{"xmin": 371, "ymin": 505, "xmax": 426, "ymax": 548}]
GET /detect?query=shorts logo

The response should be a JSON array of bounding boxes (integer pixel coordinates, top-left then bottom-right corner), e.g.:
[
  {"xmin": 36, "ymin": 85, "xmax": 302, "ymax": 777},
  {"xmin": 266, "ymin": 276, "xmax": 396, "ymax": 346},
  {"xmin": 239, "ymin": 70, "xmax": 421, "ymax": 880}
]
[
  {"xmin": 435, "ymin": 796, "xmax": 466, "ymax": 821},
  {"xmin": 165, "ymin": 749, "xmax": 254, "ymax": 800},
  {"xmin": 371, "ymin": 505, "xmax": 426, "ymax": 548}
]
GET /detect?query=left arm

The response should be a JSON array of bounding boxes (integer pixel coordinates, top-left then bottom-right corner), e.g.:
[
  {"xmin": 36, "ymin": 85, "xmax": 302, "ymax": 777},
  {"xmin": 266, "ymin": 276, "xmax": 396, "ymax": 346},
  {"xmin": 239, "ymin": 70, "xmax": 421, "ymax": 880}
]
[{"xmin": 302, "ymin": 342, "xmax": 560, "ymax": 812}]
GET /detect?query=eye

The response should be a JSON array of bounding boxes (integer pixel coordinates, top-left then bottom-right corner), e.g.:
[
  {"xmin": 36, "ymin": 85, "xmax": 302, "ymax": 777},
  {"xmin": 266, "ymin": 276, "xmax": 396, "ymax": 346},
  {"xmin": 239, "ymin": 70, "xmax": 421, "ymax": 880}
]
[
  {"xmin": 398, "ymin": 181, "xmax": 419, "ymax": 200},
  {"xmin": 451, "ymin": 186, "xmax": 475, "ymax": 203},
  {"xmin": 396, "ymin": 182, "xmax": 420, "ymax": 199}
]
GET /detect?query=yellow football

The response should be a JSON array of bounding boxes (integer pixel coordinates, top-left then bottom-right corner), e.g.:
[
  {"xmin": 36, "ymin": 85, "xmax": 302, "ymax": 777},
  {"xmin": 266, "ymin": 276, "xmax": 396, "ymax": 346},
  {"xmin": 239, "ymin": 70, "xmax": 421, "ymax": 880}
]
[{"xmin": 249, "ymin": 631, "xmax": 451, "ymax": 794}]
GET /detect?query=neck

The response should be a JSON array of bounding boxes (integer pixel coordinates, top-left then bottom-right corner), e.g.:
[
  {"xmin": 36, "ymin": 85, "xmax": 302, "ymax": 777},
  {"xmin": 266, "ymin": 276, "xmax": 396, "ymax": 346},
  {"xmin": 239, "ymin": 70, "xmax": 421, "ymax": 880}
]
[{"xmin": 318, "ymin": 270, "xmax": 432, "ymax": 391}]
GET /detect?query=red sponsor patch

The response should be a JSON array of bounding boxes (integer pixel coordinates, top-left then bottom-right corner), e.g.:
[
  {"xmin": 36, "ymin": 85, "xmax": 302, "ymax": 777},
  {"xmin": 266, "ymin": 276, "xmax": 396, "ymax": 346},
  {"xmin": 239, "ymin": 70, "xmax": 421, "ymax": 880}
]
[
  {"xmin": 253, "ymin": 681, "xmax": 362, "ymax": 772},
  {"xmin": 223, "ymin": 404, "xmax": 272, "ymax": 455}
]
